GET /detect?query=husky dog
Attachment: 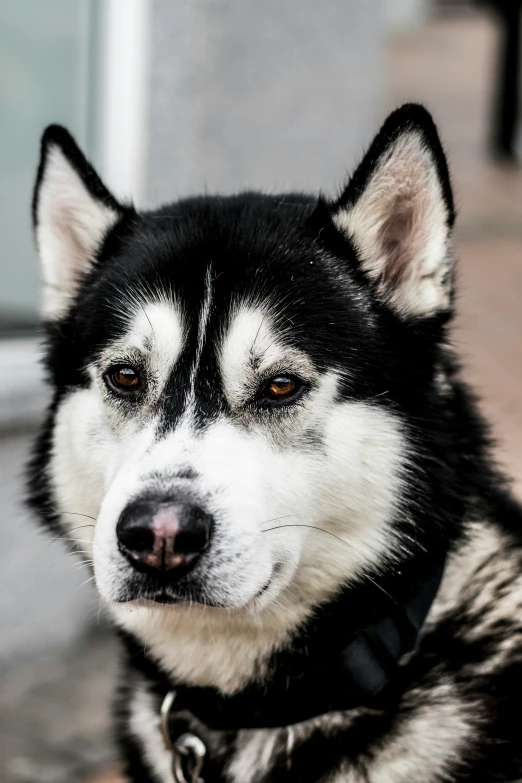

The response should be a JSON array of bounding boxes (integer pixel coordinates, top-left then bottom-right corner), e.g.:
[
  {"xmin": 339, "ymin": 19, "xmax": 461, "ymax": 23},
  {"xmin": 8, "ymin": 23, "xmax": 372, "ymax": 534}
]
[{"xmin": 29, "ymin": 104, "xmax": 522, "ymax": 783}]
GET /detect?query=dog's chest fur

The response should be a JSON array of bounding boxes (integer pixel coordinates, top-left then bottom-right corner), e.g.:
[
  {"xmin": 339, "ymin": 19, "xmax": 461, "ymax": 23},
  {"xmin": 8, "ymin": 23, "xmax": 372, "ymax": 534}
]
[{"xmin": 117, "ymin": 517, "xmax": 522, "ymax": 783}]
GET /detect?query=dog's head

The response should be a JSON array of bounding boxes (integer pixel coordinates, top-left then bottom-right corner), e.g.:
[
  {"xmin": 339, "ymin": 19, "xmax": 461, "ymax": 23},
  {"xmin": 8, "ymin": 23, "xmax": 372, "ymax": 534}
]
[{"xmin": 30, "ymin": 105, "xmax": 456, "ymax": 633}]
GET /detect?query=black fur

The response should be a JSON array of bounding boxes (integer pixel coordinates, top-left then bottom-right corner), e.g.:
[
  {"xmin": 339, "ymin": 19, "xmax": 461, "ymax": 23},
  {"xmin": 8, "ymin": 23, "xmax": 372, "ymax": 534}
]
[{"xmin": 32, "ymin": 124, "xmax": 125, "ymax": 227}]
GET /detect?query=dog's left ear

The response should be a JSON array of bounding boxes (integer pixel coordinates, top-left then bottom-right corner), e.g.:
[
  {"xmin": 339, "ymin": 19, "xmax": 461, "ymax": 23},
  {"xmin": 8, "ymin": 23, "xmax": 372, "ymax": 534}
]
[{"xmin": 330, "ymin": 104, "xmax": 455, "ymax": 319}]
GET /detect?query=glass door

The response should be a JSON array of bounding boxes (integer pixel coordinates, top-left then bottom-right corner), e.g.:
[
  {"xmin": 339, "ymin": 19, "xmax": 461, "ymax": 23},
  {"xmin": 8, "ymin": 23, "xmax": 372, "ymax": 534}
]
[{"xmin": 0, "ymin": 0, "xmax": 98, "ymax": 334}]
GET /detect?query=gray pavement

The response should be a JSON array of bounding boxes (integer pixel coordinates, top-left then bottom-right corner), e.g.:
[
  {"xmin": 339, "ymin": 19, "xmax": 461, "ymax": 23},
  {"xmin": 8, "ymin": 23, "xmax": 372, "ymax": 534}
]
[
  {"xmin": 0, "ymin": 432, "xmax": 99, "ymax": 669},
  {"xmin": 0, "ymin": 625, "xmax": 118, "ymax": 783},
  {"xmin": 0, "ymin": 432, "xmax": 118, "ymax": 782}
]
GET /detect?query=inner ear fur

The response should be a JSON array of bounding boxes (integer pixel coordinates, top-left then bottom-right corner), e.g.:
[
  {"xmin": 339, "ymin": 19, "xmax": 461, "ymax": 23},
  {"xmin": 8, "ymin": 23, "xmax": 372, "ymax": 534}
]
[{"xmin": 331, "ymin": 104, "xmax": 455, "ymax": 320}]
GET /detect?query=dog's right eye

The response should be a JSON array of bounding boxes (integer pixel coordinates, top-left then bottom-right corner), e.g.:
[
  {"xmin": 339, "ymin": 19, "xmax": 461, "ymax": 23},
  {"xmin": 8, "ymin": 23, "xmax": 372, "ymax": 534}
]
[{"xmin": 104, "ymin": 365, "xmax": 142, "ymax": 395}]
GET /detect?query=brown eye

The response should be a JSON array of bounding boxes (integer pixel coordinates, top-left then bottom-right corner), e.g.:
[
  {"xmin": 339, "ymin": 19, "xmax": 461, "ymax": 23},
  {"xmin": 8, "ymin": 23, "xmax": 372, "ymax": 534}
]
[
  {"xmin": 105, "ymin": 365, "xmax": 141, "ymax": 394},
  {"xmin": 269, "ymin": 376, "xmax": 297, "ymax": 398},
  {"xmin": 261, "ymin": 374, "xmax": 303, "ymax": 405}
]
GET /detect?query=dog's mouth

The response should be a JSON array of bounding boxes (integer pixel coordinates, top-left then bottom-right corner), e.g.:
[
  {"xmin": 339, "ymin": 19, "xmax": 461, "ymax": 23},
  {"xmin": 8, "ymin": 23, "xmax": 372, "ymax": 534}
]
[
  {"xmin": 145, "ymin": 590, "xmax": 180, "ymax": 605},
  {"xmin": 255, "ymin": 577, "xmax": 272, "ymax": 597},
  {"xmin": 112, "ymin": 563, "xmax": 282, "ymax": 609},
  {"xmin": 119, "ymin": 589, "xmax": 230, "ymax": 609},
  {"xmin": 111, "ymin": 567, "xmax": 239, "ymax": 608},
  {"xmin": 252, "ymin": 562, "xmax": 284, "ymax": 601},
  {"xmin": 115, "ymin": 582, "xmax": 225, "ymax": 608},
  {"xmin": 112, "ymin": 571, "xmax": 209, "ymax": 606}
]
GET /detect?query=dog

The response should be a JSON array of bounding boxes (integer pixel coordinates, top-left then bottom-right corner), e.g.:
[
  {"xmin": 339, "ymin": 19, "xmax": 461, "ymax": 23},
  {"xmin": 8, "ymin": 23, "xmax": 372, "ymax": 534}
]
[{"xmin": 28, "ymin": 104, "xmax": 522, "ymax": 783}]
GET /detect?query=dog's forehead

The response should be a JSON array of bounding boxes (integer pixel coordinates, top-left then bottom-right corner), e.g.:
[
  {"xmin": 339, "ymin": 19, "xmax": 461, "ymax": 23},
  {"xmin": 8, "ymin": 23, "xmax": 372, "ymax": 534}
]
[
  {"xmin": 102, "ymin": 292, "xmax": 314, "ymax": 431},
  {"xmin": 220, "ymin": 307, "xmax": 287, "ymax": 370},
  {"xmin": 122, "ymin": 295, "xmax": 301, "ymax": 375},
  {"xmin": 220, "ymin": 306, "xmax": 315, "ymax": 376},
  {"xmin": 75, "ymin": 194, "xmax": 377, "ymax": 391},
  {"xmin": 125, "ymin": 299, "xmax": 185, "ymax": 356}
]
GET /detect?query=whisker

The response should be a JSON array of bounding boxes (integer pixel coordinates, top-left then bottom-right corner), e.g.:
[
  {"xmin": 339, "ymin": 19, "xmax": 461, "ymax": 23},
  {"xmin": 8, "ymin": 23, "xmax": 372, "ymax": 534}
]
[
  {"xmin": 47, "ymin": 525, "xmax": 96, "ymax": 545},
  {"xmin": 260, "ymin": 514, "xmax": 296, "ymax": 526},
  {"xmin": 261, "ymin": 523, "xmax": 357, "ymax": 551},
  {"xmin": 77, "ymin": 575, "xmax": 96, "ymax": 590},
  {"xmin": 86, "ymin": 604, "xmax": 106, "ymax": 625},
  {"xmin": 361, "ymin": 573, "xmax": 396, "ymax": 603},
  {"xmin": 141, "ymin": 303, "xmax": 156, "ymax": 341},
  {"xmin": 262, "ymin": 522, "xmax": 397, "ymax": 603},
  {"xmin": 49, "ymin": 507, "xmax": 96, "ymax": 521}
]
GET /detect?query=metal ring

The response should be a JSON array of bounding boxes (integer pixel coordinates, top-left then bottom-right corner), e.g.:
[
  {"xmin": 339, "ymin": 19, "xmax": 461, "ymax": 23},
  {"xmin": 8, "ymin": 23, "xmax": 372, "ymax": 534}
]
[
  {"xmin": 160, "ymin": 690, "xmax": 177, "ymax": 750},
  {"xmin": 173, "ymin": 732, "xmax": 207, "ymax": 783}
]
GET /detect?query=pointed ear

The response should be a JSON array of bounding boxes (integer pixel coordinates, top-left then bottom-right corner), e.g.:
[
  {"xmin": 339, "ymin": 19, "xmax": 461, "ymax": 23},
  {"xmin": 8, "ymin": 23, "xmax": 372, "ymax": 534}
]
[
  {"xmin": 32, "ymin": 125, "xmax": 126, "ymax": 320},
  {"xmin": 331, "ymin": 104, "xmax": 455, "ymax": 319}
]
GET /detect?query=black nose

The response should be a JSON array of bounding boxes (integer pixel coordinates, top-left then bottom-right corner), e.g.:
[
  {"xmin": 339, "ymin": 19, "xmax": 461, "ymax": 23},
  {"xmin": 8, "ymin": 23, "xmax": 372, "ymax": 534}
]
[{"xmin": 116, "ymin": 496, "xmax": 212, "ymax": 574}]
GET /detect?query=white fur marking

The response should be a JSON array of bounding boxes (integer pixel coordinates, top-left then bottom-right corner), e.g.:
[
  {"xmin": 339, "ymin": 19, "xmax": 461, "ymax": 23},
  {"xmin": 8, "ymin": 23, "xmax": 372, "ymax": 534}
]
[
  {"xmin": 219, "ymin": 306, "xmax": 316, "ymax": 409},
  {"xmin": 429, "ymin": 520, "xmax": 522, "ymax": 651},
  {"xmin": 323, "ymin": 684, "xmax": 474, "ymax": 783},
  {"xmin": 129, "ymin": 682, "xmax": 173, "ymax": 783},
  {"xmin": 186, "ymin": 266, "xmax": 213, "ymax": 408},
  {"xmin": 227, "ymin": 729, "xmax": 279, "ymax": 783},
  {"xmin": 123, "ymin": 299, "xmax": 185, "ymax": 390}
]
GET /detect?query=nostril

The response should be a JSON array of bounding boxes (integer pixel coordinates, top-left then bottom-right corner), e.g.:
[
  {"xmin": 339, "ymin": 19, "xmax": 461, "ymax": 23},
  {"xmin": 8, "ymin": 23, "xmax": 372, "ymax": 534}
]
[
  {"xmin": 120, "ymin": 525, "xmax": 155, "ymax": 554},
  {"xmin": 116, "ymin": 499, "xmax": 159, "ymax": 558},
  {"xmin": 175, "ymin": 526, "xmax": 208, "ymax": 555},
  {"xmin": 175, "ymin": 507, "xmax": 212, "ymax": 555}
]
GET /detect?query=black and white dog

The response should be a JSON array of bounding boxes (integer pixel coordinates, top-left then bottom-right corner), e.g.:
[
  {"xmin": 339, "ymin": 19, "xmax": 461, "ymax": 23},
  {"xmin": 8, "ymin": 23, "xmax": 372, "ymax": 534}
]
[{"xmin": 29, "ymin": 104, "xmax": 522, "ymax": 783}]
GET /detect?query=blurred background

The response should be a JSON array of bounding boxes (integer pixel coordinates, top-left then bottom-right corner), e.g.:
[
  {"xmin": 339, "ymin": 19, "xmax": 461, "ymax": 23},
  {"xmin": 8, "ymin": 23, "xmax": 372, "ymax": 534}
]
[{"xmin": 0, "ymin": 1, "xmax": 521, "ymax": 781}]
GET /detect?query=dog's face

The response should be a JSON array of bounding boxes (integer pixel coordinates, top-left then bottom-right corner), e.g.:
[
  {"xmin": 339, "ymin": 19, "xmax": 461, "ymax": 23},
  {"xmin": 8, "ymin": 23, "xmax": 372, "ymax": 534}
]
[{"xmin": 31, "ymin": 107, "xmax": 455, "ymax": 633}]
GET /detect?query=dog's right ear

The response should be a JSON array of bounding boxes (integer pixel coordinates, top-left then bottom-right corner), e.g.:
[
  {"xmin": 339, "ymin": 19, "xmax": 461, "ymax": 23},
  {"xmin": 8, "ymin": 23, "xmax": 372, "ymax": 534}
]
[
  {"xmin": 327, "ymin": 104, "xmax": 455, "ymax": 321},
  {"xmin": 32, "ymin": 126, "xmax": 126, "ymax": 320}
]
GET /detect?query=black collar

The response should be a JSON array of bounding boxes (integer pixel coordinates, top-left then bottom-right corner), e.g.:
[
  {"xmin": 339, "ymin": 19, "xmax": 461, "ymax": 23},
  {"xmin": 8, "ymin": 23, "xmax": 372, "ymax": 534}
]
[{"xmin": 157, "ymin": 557, "xmax": 446, "ymax": 733}]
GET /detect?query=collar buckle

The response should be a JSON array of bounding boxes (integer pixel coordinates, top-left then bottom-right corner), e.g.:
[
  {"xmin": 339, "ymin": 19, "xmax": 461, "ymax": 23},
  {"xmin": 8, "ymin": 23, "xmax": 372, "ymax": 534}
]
[{"xmin": 173, "ymin": 732, "xmax": 207, "ymax": 783}]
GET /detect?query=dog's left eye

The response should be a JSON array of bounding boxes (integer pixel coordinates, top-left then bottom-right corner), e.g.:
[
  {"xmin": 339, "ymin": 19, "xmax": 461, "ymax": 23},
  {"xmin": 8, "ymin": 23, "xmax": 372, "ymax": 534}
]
[
  {"xmin": 258, "ymin": 374, "xmax": 304, "ymax": 405},
  {"xmin": 104, "ymin": 365, "xmax": 142, "ymax": 395}
]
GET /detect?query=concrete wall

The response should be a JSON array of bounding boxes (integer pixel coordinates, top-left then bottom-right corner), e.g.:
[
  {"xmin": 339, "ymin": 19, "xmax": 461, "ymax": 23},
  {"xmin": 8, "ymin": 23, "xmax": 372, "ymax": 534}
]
[{"xmin": 147, "ymin": 0, "xmax": 385, "ymax": 204}]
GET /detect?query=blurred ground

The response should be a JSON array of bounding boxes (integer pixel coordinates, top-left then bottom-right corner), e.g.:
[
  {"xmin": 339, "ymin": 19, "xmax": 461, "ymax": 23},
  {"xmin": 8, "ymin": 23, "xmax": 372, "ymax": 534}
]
[
  {"xmin": 1, "ymin": 9, "xmax": 521, "ymax": 783},
  {"xmin": 0, "ymin": 627, "xmax": 118, "ymax": 783},
  {"xmin": 0, "ymin": 433, "xmax": 118, "ymax": 783}
]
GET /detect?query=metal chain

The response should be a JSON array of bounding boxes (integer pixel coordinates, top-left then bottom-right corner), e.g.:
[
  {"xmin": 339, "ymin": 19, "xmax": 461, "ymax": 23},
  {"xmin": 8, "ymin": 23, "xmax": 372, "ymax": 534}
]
[{"xmin": 160, "ymin": 690, "xmax": 207, "ymax": 783}]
